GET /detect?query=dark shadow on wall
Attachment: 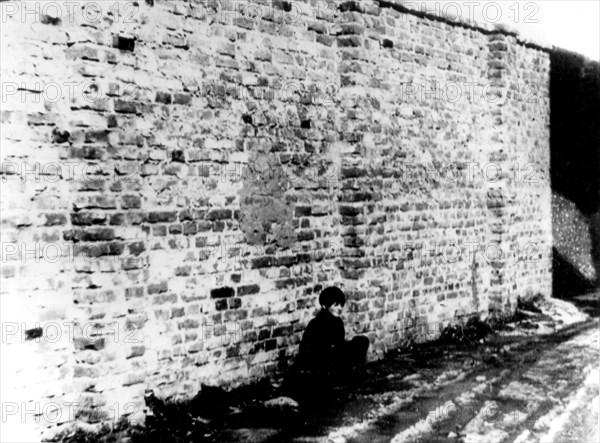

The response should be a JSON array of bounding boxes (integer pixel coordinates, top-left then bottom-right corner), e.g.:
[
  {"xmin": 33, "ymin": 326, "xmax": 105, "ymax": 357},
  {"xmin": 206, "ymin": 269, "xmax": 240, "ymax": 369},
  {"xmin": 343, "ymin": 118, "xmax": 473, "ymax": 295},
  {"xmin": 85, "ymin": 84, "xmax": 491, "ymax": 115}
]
[
  {"xmin": 552, "ymin": 248, "xmax": 597, "ymax": 296},
  {"xmin": 550, "ymin": 49, "xmax": 600, "ymax": 293},
  {"xmin": 553, "ymin": 248, "xmax": 600, "ymax": 317},
  {"xmin": 550, "ymin": 50, "xmax": 600, "ymax": 214}
]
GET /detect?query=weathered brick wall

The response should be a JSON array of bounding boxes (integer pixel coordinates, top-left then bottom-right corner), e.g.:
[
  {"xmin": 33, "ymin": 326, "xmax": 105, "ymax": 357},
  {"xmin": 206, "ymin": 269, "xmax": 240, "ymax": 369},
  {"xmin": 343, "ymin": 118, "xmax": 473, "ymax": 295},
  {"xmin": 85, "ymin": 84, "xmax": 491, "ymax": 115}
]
[{"xmin": 0, "ymin": 0, "xmax": 552, "ymax": 439}]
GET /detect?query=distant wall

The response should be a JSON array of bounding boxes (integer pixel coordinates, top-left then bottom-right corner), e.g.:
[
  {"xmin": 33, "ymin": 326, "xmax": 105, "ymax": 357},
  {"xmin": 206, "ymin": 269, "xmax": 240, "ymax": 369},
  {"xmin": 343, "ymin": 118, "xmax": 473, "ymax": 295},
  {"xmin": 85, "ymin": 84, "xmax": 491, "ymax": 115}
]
[{"xmin": 0, "ymin": 0, "xmax": 552, "ymax": 440}]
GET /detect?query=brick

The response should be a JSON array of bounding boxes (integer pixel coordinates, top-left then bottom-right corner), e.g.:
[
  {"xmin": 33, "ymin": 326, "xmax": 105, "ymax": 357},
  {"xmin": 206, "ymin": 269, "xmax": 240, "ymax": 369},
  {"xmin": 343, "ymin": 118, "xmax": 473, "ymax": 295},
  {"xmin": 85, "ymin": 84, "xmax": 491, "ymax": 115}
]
[
  {"xmin": 226, "ymin": 345, "xmax": 240, "ymax": 358},
  {"xmin": 224, "ymin": 310, "xmax": 248, "ymax": 321},
  {"xmin": 297, "ymin": 253, "xmax": 311, "ymax": 263},
  {"xmin": 211, "ymin": 287, "xmax": 235, "ymax": 298},
  {"xmin": 382, "ymin": 39, "xmax": 394, "ymax": 48},
  {"xmin": 179, "ymin": 209, "xmax": 194, "ymax": 221},
  {"xmin": 125, "ymin": 315, "xmax": 145, "ymax": 333},
  {"xmin": 275, "ymin": 278, "xmax": 296, "ymax": 289},
  {"xmin": 258, "ymin": 329, "xmax": 271, "ymax": 341},
  {"xmin": 339, "ymin": 1, "xmax": 366, "ymax": 12},
  {"xmin": 148, "ymin": 282, "xmax": 168, "ymax": 294},
  {"xmin": 43, "ymin": 213, "xmax": 67, "ymax": 226},
  {"xmin": 243, "ymin": 331, "xmax": 258, "ymax": 342},
  {"xmin": 340, "ymin": 268, "xmax": 364, "ymax": 280},
  {"xmin": 41, "ymin": 13, "xmax": 61, "ymax": 25},
  {"xmin": 74, "ymin": 337, "xmax": 105, "ymax": 351},
  {"xmin": 85, "ymin": 130, "xmax": 111, "ymax": 144},
  {"xmin": 147, "ymin": 211, "xmax": 178, "ymax": 223},
  {"xmin": 178, "ymin": 319, "xmax": 199, "ymax": 329},
  {"xmin": 250, "ymin": 342, "xmax": 265, "ymax": 354},
  {"xmin": 175, "ymin": 266, "xmax": 191, "ymax": 276},
  {"xmin": 1, "ymin": 266, "xmax": 15, "ymax": 278},
  {"xmin": 171, "ymin": 150, "xmax": 185, "ymax": 163},
  {"xmin": 169, "ymin": 224, "xmax": 183, "ymax": 235},
  {"xmin": 64, "ymin": 228, "xmax": 115, "ymax": 242},
  {"xmin": 71, "ymin": 212, "xmax": 107, "ymax": 226},
  {"xmin": 115, "ymin": 99, "xmax": 138, "ymax": 114},
  {"xmin": 127, "ymin": 345, "xmax": 146, "ymax": 359},
  {"xmin": 74, "ymin": 289, "xmax": 117, "ymax": 304},
  {"xmin": 228, "ymin": 298, "xmax": 242, "ymax": 309},
  {"xmin": 173, "ymin": 93, "xmax": 192, "ymax": 105},
  {"xmin": 70, "ymin": 146, "xmax": 104, "ymax": 160},
  {"xmin": 237, "ymin": 284, "xmax": 260, "ymax": 296},
  {"xmin": 195, "ymin": 236, "xmax": 209, "ymax": 248},
  {"xmin": 341, "ymin": 167, "xmax": 365, "ymax": 178},
  {"xmin": 182, "ymin": 222, "xmax": 197, "ymax": 236},
  {"xmin": 113, "ymin": 35, "xmax": 136, "ymax": 52},
  {"xmin": 73, "ymin": 195, "xmax": 117, "ymax": 211},
  {"xmin": 153, "ymin": 225, "xmax": 167, "ymax": 236},
  {"xmin": 74, "ymin": 365, "xmax": 101, "ymax": 378},
  {"xmin": 489, "ymin": 41, "xmax": 508, "ymax": 51},
  {"xmin": 123, "ymin": 372, "xmax": 145, "ymax": 386},
  {"xmin": 251, "ymin": 257, "xmax": 273, "ymax": 268},
  {"xmin": 273, "ymin": 255, "xmax": 299, "ymax": 267},
  {"xmin": 294, "ymin": 206, "xmax": 311, "ymax": 217},
  {"xmin": 215, "ymin": 299, "xmax": 228, "ymax": 311},
  {"xmin": 317, "ymin": 35, "xmax": 334, "ymax": 46},
  {"xmin": 25, "ymin": 327, "xmax": 43, "ymax": 341},
  {"xmin": 122, "ymin": 195, "xmax": 142, "ymax": 209},
  {"xmin": 308, "ymin": 22, "xmax": 328, "ymax": 34},
  {"xmin": 206, "ymin": 209, "xmax": 233, "ymax": 220},
  {"xmin": 153, "ymin": 293, "xmax": 178, "ymax": 304},
  {"xmin": 52, "ymin": 127, "xmax": 70, "ymax": 143},
  {"xmin": 128, "ymin": 241, "xmax": 146, "ymax": 256},
  {"xmin": 74, "ymin": 242, "xmax": 125, "ymax": 258},
  {"xmin": 66, "ymin": 45, "xmax": 100, "ymax": 61},
  {"xmin": 273, "ymin": 325, "xmax": 293, "ymax": 337},
  {"xmin": 125, "ymin": 287, "xmax": 144, "ymax": 299},
  {"xmin": 339, "ymin": 24, "xmax": 365, "ymax": 35},
  {"xmin": 156, "ymin": 92, "xmax": 172, "ymax": 104},
  {"xmin": 297, "ymin": 231, "xmax": 314, "ymax": 242},
  {"xmin": 337, "ymin": 36, "xmax": 363, "ymax": 47}
]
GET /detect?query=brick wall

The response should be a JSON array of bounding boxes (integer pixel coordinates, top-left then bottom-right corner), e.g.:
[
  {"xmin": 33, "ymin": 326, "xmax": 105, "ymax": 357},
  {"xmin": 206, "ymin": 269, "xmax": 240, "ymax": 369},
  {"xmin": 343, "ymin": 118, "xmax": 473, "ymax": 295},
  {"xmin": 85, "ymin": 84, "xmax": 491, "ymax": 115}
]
[{"xmin": 0, "ymin": 0, "xmax": 552, "ymax": 439}]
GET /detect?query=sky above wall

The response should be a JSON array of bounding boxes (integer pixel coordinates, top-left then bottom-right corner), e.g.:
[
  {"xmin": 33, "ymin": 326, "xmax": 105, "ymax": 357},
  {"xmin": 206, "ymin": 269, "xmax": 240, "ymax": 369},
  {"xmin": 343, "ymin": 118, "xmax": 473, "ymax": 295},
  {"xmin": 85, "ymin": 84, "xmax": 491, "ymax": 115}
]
[{"xmin": 416, "ymin": 1, "xmax": 600, "ymax": 60}]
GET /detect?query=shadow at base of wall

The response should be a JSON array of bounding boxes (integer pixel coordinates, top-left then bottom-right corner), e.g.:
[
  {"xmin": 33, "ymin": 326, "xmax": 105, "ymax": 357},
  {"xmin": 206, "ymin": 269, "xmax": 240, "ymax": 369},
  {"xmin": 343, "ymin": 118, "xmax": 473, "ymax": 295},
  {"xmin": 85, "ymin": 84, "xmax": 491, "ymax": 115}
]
[{"xmin": 552, "ymin": 247, "xmax": 600, "ymax": 317}]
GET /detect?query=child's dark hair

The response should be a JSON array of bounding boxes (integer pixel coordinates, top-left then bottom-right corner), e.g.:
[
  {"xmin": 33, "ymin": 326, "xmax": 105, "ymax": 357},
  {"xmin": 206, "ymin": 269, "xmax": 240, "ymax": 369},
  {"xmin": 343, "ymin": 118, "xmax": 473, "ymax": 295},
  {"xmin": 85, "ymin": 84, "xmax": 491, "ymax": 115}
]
[{"xmin": 319, "ymin": 286, "xmax": 346, "ymax": 308}]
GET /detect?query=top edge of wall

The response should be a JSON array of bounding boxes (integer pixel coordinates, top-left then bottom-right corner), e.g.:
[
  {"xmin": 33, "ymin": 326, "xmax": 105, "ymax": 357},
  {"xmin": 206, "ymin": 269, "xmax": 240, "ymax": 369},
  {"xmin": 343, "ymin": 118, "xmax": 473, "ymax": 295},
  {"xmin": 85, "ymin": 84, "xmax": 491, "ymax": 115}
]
[{"xmin": 377, "ymin": 0, "xmax": 554, "ymax": 53}]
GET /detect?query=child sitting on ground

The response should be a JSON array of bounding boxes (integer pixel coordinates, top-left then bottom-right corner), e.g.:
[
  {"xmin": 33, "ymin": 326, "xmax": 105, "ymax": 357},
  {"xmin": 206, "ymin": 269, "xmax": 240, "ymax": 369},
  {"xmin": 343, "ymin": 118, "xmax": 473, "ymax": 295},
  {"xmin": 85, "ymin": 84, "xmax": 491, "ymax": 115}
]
[{"xmin": 287, "ymin": 286, "xmax": 370, "ymax": 403}]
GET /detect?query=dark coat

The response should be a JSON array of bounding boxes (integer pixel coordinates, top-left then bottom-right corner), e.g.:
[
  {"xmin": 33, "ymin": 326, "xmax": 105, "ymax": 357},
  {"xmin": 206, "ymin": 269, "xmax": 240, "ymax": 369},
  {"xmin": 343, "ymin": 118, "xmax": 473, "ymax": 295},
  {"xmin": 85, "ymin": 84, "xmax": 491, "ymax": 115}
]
[
  {"xmin": 297, "ymin": 309, "xmax": 345, "ymax": 374},
  {"xmin": 286, "ymin": 310, "xmax": 370, "ymax": 402}
]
